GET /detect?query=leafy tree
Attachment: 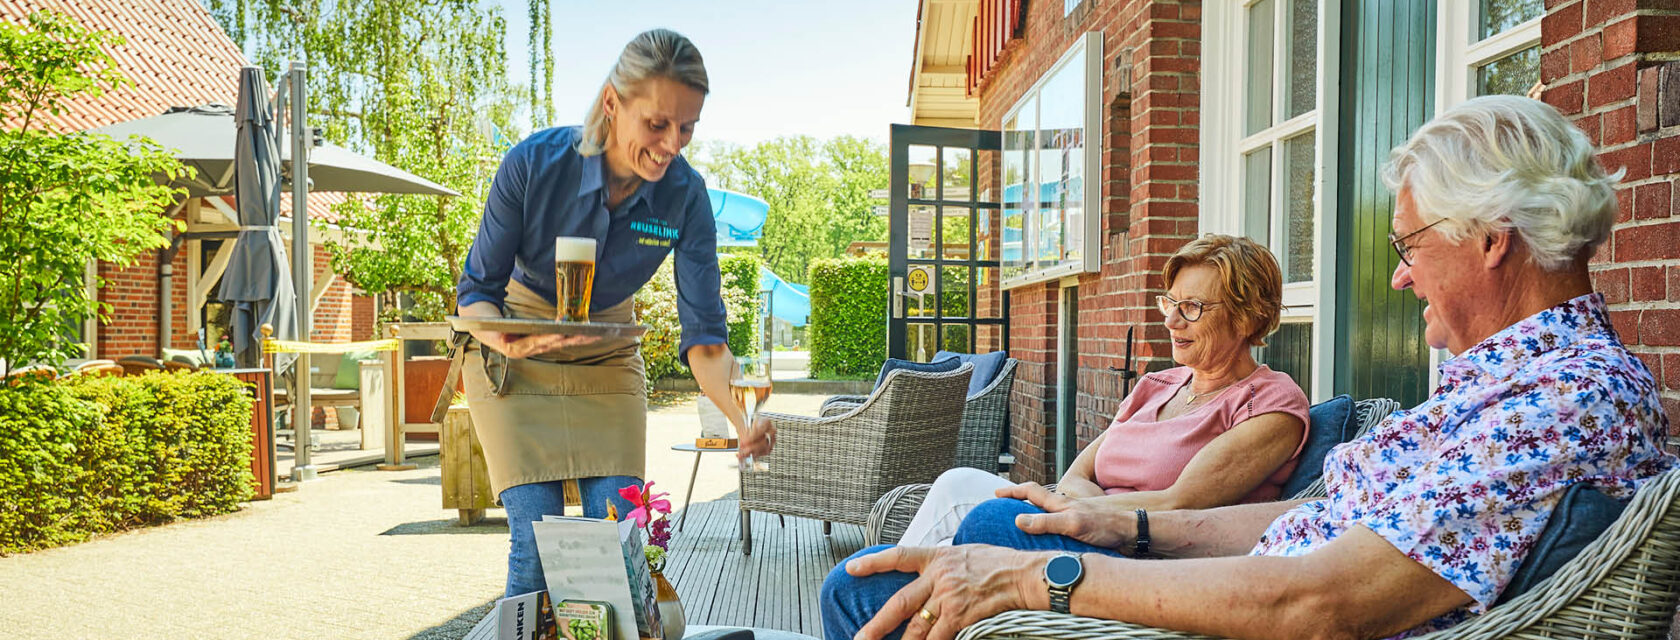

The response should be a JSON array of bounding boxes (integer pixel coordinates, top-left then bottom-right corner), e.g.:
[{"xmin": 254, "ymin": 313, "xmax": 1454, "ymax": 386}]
[
  {"xmin": 697, "ymin": 135, "xmax": 888, "ymax": 284},
  {"xmin": 0, "ymin": 12, "xmax": 185, "ymax": 375},
  {"xmin": 205, "ymin": 0, "xmax": 548, "ymax": 322}
]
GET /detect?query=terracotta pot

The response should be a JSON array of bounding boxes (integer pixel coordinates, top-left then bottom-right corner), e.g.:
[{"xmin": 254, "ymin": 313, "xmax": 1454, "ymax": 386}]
[
  {"xmin": 653, "ymin": 571, "xmax": 685, "ymax": 640},
  {"xmin": 402, "ymin": 356, "xmax": 457, "ymax": 424}
]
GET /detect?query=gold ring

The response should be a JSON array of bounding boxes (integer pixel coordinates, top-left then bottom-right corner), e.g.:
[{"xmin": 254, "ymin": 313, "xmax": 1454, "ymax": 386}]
[{"xmin": 919, "ymin": 607, "xmax": 938, "ymax": 625}]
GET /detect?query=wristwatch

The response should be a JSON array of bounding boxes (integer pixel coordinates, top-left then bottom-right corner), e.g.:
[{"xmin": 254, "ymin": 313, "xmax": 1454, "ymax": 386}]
[{"xmin": 1042, "ymin": 553, "xmax": 1085, "ymax": 614}]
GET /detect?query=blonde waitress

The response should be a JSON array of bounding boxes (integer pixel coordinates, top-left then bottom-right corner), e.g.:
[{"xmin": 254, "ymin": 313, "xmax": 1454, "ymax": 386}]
[{"xmin": 454, "ymin": 29, "xmax": 772, "ymax": 596}]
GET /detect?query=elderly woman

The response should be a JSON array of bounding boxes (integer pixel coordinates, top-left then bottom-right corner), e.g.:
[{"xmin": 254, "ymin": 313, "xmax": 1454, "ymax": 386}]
[
  {"xmin": 896, "ymin": 234, "xmax": 1308, "ymax": 548},
  {"xmin": 822, "ymin": 95, "xmax": 1676, "ymax": 640}
]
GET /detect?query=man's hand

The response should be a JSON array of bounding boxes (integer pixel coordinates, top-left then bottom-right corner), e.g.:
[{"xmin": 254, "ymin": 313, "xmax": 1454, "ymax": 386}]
[
  {"xmin": 473, "ymin": 330, "xmax": 599, "ymax": 359},
  {"xmin": 995, "ymin": 483, "xmax": 1135, "ymax": 550},
  {"xmin": 847, "ymin": 545, "xmax": 1047, "ymax": 640}
]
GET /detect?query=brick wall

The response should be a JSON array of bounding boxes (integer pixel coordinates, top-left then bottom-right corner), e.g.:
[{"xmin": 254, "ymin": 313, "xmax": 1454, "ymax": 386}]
[
  {"xmin": 975, "ymin": 0, "xmax": 1201, "ymax": 482},
  {"xmin": 1541, "ymin": 0, "xmax": 1680, "ymax": 438},
  {"xmin": 351, "ymin": 293, "xmax": 377, "ymax": 341}
]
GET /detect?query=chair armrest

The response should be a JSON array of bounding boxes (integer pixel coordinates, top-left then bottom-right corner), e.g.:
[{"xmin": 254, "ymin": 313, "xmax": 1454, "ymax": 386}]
[
  {"xmin": 865, "ymin": 483, "xmax": 931, "ymax": 546},
  {"xmin": 959, "ymin": 610, "xmax": 1216, "ymax": 640},
  {"xmin": 822, "ymin": 394, "xmax": 870, "ymax": 412},
  {"xmin": 821, "ymin": 401, "xmax": 862, "ymax": 417}
]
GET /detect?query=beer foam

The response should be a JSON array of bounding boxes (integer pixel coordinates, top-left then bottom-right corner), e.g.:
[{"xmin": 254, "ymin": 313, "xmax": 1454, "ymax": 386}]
[{"xmin": 554, "ymin": 236, "xmax": 597, "ymax": 262}]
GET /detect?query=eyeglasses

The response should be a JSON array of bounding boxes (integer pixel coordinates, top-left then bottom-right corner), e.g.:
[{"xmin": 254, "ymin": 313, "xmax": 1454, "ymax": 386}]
[
  {"xmin": 1156, "ymin": 294, "xmax": 1223, "ymax": 323},
  {"xmin": 1388, "ymin": 218, "xmax": 1447, "ymax": 266}
]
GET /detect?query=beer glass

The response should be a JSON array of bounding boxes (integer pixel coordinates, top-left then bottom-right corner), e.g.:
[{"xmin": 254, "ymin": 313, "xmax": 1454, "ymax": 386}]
[{"xmin": 554, "ymin": 236, "xmax": 597, "ymax": 322}]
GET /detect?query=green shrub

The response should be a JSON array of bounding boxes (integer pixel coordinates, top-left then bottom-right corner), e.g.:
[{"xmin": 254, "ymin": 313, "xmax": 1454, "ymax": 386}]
[
  {"xmin": 807, "ymin": 256, "xmax": 889, "ymax": 377},
  {"xmin": 0, "ymin": 371, "xmax": 255, "ymax": 554},
  {"xmin": 635, "ymin": 254, "xmax": 763, "ymax": 382}
]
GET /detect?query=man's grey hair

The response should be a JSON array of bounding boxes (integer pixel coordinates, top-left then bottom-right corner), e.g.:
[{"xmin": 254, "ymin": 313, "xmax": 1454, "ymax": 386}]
[
  {"xmin": 1380, "ymin": 95, "xmax": 1622, "ymax": 271},
  {"xmin": 578, "ymin": 29, "xmax": 709, "ymax": 157}
]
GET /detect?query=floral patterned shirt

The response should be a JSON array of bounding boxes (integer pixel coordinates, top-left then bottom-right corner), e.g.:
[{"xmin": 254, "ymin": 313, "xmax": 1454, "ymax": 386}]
[{"xmin": 1251, "ymin": 293, "xmax": 1675, "ymax": 636}]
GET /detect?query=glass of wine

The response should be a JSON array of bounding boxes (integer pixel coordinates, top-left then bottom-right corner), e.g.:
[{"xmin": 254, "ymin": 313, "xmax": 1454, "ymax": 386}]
[{"xmin": 730, "ymin": 355, "xmax": 773, "ymax": 472}]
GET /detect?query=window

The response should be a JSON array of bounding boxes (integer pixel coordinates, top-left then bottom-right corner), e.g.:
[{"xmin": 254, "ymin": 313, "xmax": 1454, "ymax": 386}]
[
  {"xmin": 1439, "ymin": 0, "xmax": 1543, "ymax": 104},
  {"xmin": 1202, "ymin": 0, "xmax": 1332, "ymax": 398},
  {"xmin": 1001, "ymin": 32, "xmax": 1103, "ymax": 289}
]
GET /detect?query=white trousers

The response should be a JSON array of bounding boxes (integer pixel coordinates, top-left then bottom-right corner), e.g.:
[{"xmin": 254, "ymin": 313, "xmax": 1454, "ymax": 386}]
[{"xmin": 896, "ymin": 467, "xmax": 1017, "ymax": 547}]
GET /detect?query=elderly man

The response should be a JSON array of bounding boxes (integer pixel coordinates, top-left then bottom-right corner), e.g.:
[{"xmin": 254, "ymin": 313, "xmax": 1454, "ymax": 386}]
[{"xmin": 820, "ymin": 95, "xmax": 1677, "ymax": 640}]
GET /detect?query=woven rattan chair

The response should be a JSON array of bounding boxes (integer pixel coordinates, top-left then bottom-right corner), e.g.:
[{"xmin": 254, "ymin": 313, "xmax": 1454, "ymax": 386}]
[
  {"xmin": 951, "ymin": 466, "xmax": 1680, "ymax": 640},
  {"xmin": 823, "ymin": 358, "xmax": 1019, "ymax": 473},
  {"xmin": 739, "ymin": 363, "xmax": 973, "ymax": 555},
  {"xmin": 864, "ymin": 397, "xmax": 1402, "ymax": 546}
]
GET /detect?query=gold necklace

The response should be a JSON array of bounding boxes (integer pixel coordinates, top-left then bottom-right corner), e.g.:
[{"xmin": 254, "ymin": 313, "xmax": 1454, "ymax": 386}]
[{"xmin": 1183, "ymin": 378, "xmax": 1239, "ymax": 406}]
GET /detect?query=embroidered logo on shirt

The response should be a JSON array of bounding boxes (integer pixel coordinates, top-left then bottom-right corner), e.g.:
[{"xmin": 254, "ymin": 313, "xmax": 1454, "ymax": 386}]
[{"xmin": 630, "ymin": 219, "xmax": 679, "ymax": 248}]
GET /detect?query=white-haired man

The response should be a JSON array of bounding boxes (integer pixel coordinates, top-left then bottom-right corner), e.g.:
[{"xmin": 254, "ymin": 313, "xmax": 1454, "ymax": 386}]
[{"xmin": 820, "ymin": 95, "xmax": 1677, "ymax": 640}]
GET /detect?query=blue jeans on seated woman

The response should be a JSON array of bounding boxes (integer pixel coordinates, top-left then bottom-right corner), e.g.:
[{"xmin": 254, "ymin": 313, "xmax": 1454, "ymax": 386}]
[
  {"xmin": 820, "ymin": 497, "xmax": 1127, "ymax": 640},
  {"xmin": 500, "ymin": 476, "xmax": 640, "ymax": 597}
]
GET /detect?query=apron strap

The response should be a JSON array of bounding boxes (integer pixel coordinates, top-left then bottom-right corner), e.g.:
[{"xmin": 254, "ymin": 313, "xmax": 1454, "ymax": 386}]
[{"xmin": 430, "ymin": 330, "xmax": 474, "ymax": 424}]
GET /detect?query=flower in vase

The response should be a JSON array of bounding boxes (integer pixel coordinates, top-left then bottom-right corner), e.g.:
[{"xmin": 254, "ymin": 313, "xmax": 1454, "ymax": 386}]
[{"xmin": 618, "ymin": 482, "xmax": 675, "ymax": 572}]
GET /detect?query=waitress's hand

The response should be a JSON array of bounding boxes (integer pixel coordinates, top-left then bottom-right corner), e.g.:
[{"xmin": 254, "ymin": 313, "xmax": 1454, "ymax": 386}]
[
  {"xmin": 473, "ymin": 330, "xmax": 599, "ymax": 359},
  {"xmin": 738, "ymin": 414, "xmax": 776, "ymax": 462}
]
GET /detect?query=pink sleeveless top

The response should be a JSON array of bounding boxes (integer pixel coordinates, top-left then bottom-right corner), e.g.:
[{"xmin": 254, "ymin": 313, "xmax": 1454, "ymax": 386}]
[{"xmin": 1091, "ymin": 365, "xmax": 1309, "ymax": 503}]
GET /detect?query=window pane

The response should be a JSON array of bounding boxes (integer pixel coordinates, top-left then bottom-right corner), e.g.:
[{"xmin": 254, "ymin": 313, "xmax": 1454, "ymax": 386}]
[
  {"xmin": 942, "ymin": 206, "xmax": 972, "ymax": 260},
  {"xmin": 906, "ymin": 322, "xmax": 937, "ymax": 362},
  {"xmin": 1245, "ymin": 0, "xmax": 1276, "ymax": 135},
  {"xmin": 1243, "ymin": 146, "xmax": 1272, "ymax": 248},
  {"xmin": 909, "ymin": 205, "xmax": 937, "ymax": 260},
  {"xmin": 1002, "ymin": 106, "xmax": 1031, "ymax": 280},
  {"xmin": 908, "ymin": 144, "xmax": 937, "ymax": 199},
  {"xmin": 1039, "ymin": 48, "xmax": 1086, "ymax": 267},
  {"xmin": 1479, "ymin": 0, "xmax": 1542, "ymax": 40},
  {"xmin": 1476, "ymin": 46, "xmax": 1540, "ymax": 97},
  {"xmin": 1282, "ymin": 133, "xmax": 1316, "ymax": 284},
  {"xmin": 1284, "ymin": 0, "xmax": 1318, "ymax": 119}
]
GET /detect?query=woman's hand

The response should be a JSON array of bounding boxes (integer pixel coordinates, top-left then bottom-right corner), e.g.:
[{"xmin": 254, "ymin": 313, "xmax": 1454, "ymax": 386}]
[
  {"xmin": 737, "ymin": 414, "xmax": 776, "ymax": 462},
  {"xmin": 994, "ymin": 483, "xmax": 1137, "ymax": 551},
  {"xmin": 473, "ymin": 330, "xmax": 599, "ymax": 359},
  {"xmin": 847, "ymin": 545, "xmax": 1047, "ymax": 640}
]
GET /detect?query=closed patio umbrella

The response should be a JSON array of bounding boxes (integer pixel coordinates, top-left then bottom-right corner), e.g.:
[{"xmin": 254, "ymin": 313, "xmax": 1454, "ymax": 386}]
[{"xmin": 220, "ymin": 67, "xmax": 295, "ymax": 368}]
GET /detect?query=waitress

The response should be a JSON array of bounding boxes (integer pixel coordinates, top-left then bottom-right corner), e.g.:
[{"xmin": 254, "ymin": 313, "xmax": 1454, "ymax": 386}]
[{"xmin": 453, "ymin": 28, "xmax": 772, "ymax": 597}]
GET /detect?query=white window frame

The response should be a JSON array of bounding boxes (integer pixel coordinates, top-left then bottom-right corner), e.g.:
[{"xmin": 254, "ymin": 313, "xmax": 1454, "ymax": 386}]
[
  {"xmin": 1000, "ymin": 32, "xmax": 1103, "ymax": 290},
  {"xmin": 1201, "ymin": 0, "xmax": 1340, "ymax": 401},
  {"xmin": 1428, "ymin": 2, "xmax": 1542, "ymax": 383}
]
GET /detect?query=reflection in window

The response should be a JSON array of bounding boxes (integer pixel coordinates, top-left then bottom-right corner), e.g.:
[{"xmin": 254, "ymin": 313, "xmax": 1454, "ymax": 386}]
[
  {"xmin": 1001, "ymin": 35, "xmax": 1095, "ymax": 287},
  {"xmin": 1001, "ymin": 118, "xmax": 1029, "ymax": 281},
  {"xmin": 1282, "ymin": 134, "xmax": 1316, "ymax": 283},
  {"xmin": 1480, "ymin": 0, "xmax": 1542, "ymax": 40},
  {"xmin": 1245, "ymin": 0, "xmax": 1275, "ymax": 135},
  {"xmin": 1477, "ymin": 46, "xmax": 1540, "ymax": 97}
]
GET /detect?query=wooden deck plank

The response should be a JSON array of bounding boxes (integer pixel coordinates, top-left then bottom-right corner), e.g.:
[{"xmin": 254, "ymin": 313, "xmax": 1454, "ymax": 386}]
[
  {"xmin": 795, "ymin": 514, "xmax": 833, "ymax": 637},
  {"xmin": 711, "ymin": 509, "xmax": 766, "ymax": 626},
  {"xmin": 669, "ymin": 498, "xmax": 735, "ymax": 626}
]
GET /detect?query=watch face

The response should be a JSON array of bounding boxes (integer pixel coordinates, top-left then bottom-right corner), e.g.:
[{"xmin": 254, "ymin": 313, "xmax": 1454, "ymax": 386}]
[{"xmin": 1045, "ymin": 554, "xmax": 1083, "ymax": 588}]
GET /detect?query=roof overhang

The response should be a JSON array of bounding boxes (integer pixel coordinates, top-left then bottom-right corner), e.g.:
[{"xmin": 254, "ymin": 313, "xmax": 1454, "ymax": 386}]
[{"xmin": 908, "ymin": 0, "xmax": 979, "ymax": 128}]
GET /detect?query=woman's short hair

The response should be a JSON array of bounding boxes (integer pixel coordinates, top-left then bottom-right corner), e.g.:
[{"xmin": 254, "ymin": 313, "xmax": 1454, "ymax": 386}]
[
  {"xmin": 1163, "ymin": 234, "xmax": 1284, "ymax": 347},
  {"xmin": 578, "ymin": 29, "xmax": 709, "ymax": 157},
  {"xmin": 1380, "ymin": 95, "xmax": 1621, "ymax": 271}
]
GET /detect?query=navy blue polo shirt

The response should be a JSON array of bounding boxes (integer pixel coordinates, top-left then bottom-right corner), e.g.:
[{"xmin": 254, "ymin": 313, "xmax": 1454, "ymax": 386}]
[{"xmin": 457, "ymin": 126, "xmax": 728, "ymax": 363}]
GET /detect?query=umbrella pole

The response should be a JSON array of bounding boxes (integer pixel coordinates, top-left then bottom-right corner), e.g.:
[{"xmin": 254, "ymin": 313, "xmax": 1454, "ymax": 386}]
[{"xmin": 288, "ymin": 61, "xmax": 317, "ymax": 483}]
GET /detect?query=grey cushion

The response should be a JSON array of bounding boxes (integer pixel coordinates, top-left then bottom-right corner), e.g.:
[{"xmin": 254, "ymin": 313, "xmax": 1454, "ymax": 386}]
[
  {"xmin": 1496, "ymin": 482, "xmax": 1628, "ymax": 604},
  {"xmin": 1278, "ymin": 394, "xmax": 1355, "ymax": 498},
  {"xmin": 873, "ymin": 357, "xmax": 961, "ymax": 391},
  {"xmin": 933, "ymin": 350, "xmax": 1008, "ymax": 397}
]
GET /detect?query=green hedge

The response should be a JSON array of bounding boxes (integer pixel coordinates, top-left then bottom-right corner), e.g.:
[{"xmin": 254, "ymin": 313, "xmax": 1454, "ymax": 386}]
[
  {"xmin": 635, "ymin": 254, "xmax": 763, "ymax": 381},
  {"xmin": 0, "ymin": 372, "xmax": 255, "ymax": 554},
  {"xmin": 807, "ymin": 256, "xmax": 889, "ymax": 377}
]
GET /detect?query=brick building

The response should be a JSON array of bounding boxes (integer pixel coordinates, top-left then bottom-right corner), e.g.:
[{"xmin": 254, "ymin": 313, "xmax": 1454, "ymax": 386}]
[
  {"xmin": 906, "ymin": 0, "xmax": 1680, "ymax": 484},
  {"xmin": 1, "ymin": 0, "xmax": 374, "ymax": 361}
]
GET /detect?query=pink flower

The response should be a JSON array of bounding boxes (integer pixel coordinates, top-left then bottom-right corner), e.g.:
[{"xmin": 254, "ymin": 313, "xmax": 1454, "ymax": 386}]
[{"xmin": 617, "ymin": 482, "xmax": 672, "ymax": 529}]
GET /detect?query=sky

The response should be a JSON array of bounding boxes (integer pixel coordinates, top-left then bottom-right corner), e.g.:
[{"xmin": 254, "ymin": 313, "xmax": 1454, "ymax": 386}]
[{"xmin": 496, "ymin": 0, "xmax": 919, "ymax": 148}]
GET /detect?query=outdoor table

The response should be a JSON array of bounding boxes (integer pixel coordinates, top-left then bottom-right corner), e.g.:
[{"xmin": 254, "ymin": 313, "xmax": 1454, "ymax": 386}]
[{"xmin": 670, "ymin": 442, "xmax": 737, "ymax": 531}]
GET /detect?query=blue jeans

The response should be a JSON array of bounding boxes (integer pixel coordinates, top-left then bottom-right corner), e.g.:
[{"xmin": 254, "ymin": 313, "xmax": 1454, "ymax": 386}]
[
  {"xmin": 499, "ymin": 476, "xmax": 641, "ymax": 597},
  {"xmin": 820, "ymin": 498, "xmax": 1125, "ymax": 640}
]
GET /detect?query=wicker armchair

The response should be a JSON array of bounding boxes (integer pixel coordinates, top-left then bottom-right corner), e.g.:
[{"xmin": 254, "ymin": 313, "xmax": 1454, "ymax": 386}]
[
  {"xmin": 952, "ymin": 466, "xmax": 1680, "ymax": 640},
  {"xmin": 823, "ymin": 358, "xmax": 1018, "ymax": 472},
  {"xmin": 864, "ymin": 397, "xmax": 1402, "ymax": 546},
  {"xmin": 738, "ymin": 364, "xmax": 973, "ymax": 555}
]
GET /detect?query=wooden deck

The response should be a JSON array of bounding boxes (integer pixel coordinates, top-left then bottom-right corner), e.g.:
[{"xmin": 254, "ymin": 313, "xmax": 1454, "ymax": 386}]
[{"xmin": 662, "ymin": 492, "xmax": 866, "ymax": 638}]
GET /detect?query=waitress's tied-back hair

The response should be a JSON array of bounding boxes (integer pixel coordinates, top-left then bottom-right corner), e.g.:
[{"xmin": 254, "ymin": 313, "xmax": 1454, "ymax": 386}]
[{"xmin": 578, "ymin": 29, "xmax": 709, "ymax": 157}]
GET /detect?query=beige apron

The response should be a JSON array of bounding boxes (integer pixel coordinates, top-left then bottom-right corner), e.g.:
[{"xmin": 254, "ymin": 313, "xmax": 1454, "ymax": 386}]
[{"xmin": 458, "ymin": 280, "xmax": 647, "ymax": 495}]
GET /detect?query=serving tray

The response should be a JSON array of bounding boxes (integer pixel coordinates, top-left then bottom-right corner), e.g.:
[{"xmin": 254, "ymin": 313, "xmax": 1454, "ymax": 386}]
[{"xmin": 446, "ymin": 316, "xmax": 647, "ymax": 338}]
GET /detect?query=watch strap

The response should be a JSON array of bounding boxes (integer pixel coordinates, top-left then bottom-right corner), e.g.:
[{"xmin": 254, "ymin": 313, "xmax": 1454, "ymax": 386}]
[
  {"xmin": 1133, "ymin": 508, "xmax": 1151, "ymax": 557},
  {"xmin": 1048, "ymin": 585, "xmax": 1072, "ymax": 614}
]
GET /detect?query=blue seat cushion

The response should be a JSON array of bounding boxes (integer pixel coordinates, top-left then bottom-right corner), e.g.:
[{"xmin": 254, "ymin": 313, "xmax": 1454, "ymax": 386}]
[
  {"xmin": 1495, "ymin": 482, "xmax": 1628, "ymax": 604},
  {"xmin": 1278, "ymin": 394, "xmax": 1356, "ymax": 498},
  {"xmin": 874, "ymin": 357, "xmax": 963, "ymax": 391},
  {"xmin": 933, "ymin": 350, "xmax": 1008, "ymax": 397}
]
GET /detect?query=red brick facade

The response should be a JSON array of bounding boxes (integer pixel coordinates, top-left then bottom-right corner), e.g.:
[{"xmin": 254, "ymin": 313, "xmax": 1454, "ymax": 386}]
[
  {"xmin": 1541, "ymin": 0, "xmax": 1680, "ymax": 437},
  {"xmin": 973, "ymin": 0, "xmax": 1202, "ymax": 482}
]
